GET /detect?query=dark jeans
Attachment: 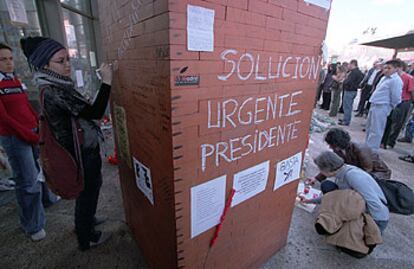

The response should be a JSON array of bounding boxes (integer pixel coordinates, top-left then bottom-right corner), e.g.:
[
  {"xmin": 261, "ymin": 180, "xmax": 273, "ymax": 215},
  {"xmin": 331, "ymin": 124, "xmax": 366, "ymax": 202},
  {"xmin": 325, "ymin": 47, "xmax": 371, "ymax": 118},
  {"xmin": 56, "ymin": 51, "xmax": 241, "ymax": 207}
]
[
  {"xmin": 329, "ymin": 88, "xmax": 342, "ymax": 117},
  {"xmin": 381, "ymin": 101, "xmax": 413, "ymax": 147},
  {"xmin": 75, "ymin": 146, "xmax": 103, "ymax": 248},
  {"xmin": 356, "ymin": 85, "xmax": 372, "ymax": 114},
  {"xmin": 321, "ymin": 91, "xmax": 331, "ymax": 110},
  {"xmin": 404, "ymin": 116, "xmax": 414, "ymax": 141}
]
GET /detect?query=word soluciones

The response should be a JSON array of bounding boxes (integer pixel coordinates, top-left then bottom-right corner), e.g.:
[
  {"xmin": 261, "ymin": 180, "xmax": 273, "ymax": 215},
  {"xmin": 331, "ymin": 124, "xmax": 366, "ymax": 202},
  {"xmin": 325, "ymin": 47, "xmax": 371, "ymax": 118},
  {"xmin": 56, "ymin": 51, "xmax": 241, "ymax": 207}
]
[{"xmin": 217, "ymin": 49, "xmax": 321, "ymax": 82}]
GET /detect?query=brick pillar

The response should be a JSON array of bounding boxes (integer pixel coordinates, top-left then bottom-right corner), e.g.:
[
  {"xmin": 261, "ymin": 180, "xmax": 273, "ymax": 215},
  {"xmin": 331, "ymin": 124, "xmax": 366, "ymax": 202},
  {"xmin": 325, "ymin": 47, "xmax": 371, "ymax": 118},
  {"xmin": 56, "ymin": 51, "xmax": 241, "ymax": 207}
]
[{"xmin": 99, "ymin": 1, "xmax": 331, "ymax": 268}]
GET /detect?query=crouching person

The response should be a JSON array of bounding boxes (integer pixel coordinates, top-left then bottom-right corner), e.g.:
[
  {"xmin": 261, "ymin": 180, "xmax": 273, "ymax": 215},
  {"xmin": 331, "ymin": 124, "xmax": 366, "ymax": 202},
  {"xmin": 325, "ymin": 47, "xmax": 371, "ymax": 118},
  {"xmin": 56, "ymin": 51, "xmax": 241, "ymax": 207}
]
[
  {"xmin": 304, "ymin": 151, "xmax": 389, "ymax": 233},
  {"xmin": 315, "ymin": 189, "xmax": 383, "ymax": 258}
]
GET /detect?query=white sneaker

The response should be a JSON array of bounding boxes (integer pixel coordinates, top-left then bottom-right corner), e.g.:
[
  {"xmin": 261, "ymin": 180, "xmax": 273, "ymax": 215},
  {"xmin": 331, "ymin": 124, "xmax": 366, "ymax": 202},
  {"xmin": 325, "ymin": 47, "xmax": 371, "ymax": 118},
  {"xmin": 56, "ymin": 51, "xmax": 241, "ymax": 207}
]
[
  {"xmin": 30, "ymin": 229, "xmax": 46, "ymax": 242},
  {"xmin": 0, "ymin": 178, "xmax": 15, "ymax": 186},
  {"xmin": 0, "ymin": 182, "xmax": 14, "ymax": 191}
]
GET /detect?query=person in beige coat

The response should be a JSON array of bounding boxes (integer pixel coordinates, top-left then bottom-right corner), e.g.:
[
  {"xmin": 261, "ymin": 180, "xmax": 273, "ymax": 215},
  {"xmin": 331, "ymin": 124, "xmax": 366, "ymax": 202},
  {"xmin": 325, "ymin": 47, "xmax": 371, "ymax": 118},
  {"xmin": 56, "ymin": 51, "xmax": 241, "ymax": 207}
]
[{"xmin": 315, "ymin": 189, "xmax": 383, "ymax": 257}]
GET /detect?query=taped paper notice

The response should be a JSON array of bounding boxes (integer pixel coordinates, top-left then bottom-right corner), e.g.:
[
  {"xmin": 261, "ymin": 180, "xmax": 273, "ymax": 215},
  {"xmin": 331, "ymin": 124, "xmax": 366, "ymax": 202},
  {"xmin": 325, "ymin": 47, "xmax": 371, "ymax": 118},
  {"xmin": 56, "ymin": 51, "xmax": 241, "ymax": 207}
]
[
  {"xmin": 191, "ymin": 175, "xmax": 226, "ymax": 238},
  {"xmin": 6, "ymin": 0, "xmax": 28, "ymax": 24},
  {"xmin": 133, "ymin": 157, "xmax": 154, "ymax": 205},
  {"xmin": 304, "ymin": 0, "xmax": 331, "ymax": 10},
  {"xmin": 231, "ymin": 161, "xmax": 270, "ymax": 207},
  {"xmin": 274, "ymin": 152, "xmax": 303, "ymax": 191},
  {"xmin": 75, "ymin": 70, "xmax": 84, "ymax": 88},
  {"xmin": 187, "ymin": 5, "xmax": 215, "ymax": 52},
  {"xmin": 113, "ymin": 105, "xmax": 131, "ymax": 167},
  {"xmin": 89, "ymin": 51, "xmax": 97, "ymax": 67}
]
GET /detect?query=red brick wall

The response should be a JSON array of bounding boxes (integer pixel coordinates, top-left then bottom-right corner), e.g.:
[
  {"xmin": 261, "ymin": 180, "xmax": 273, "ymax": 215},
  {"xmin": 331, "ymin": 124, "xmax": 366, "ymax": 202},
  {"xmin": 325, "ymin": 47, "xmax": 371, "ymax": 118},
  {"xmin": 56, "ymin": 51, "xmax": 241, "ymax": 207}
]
[
  {"xmin": 99, "ymin": 1, "xmax": 331, "ymax": 268},
  {"xmin": 99, "ymin": 1, "xmax": 177, "ymax": 269}
]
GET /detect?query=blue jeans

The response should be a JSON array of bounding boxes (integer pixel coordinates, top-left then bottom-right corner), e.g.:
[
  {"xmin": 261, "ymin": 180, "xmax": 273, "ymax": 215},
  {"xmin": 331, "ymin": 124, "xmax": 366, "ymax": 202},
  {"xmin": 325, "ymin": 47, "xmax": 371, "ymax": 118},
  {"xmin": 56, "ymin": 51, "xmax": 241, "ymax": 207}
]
[
  {"xmin": 374, "ymin": 219, "xmax": 388, "ymax": 234},
  {"xmin": 404, "ymin": 116, "xmax": 414, "ymax": 141},
  {"xmin": 343, "ymin": 91, "xmax": 357, "ymax": 125},
  {"xmin": 0, "ymin": 136, "xmax": 45, "ymax": 235}
]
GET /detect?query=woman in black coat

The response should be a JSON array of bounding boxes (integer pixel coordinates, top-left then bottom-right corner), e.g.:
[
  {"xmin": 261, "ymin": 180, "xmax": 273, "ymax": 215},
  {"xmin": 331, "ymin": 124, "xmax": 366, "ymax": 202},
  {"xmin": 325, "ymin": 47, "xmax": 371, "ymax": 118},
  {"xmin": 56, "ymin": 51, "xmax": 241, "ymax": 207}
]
[{"xmin": 21, "ymin": 36, "xmax": 113, "ymax": 251}]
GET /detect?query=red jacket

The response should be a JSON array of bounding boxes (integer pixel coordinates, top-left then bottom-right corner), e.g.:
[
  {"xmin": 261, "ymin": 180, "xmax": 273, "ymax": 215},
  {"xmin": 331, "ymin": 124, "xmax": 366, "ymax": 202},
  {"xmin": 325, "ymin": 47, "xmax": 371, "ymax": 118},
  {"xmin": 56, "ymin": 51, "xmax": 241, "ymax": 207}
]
[{"xmin": 0, "ymin": 76, "xmax": 39, "ymax": 144}]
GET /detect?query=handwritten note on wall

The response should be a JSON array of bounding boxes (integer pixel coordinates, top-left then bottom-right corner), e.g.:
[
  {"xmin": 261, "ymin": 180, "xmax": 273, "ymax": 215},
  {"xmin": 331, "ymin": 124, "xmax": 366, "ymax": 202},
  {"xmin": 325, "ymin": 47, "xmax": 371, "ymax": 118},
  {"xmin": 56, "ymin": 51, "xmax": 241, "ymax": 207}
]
[
  {"xmin": 187, "ymin": 5, "xmax": 215, "ymax": 52},
  {"xmin": 231, "ymin": 161, "xmax": 270, "ymax": 207},
  {"xmin": 273, "ymin": 152, "xmax": 303, "ymax": 191}
]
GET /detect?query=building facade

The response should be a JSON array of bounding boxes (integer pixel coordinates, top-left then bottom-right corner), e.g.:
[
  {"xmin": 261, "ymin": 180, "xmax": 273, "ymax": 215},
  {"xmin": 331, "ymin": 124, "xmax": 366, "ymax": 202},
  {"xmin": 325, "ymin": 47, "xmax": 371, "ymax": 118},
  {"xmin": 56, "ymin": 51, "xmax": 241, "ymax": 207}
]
[{"xmin": 0, "ymin": 0, "xmax": 102, "ymax": 109}]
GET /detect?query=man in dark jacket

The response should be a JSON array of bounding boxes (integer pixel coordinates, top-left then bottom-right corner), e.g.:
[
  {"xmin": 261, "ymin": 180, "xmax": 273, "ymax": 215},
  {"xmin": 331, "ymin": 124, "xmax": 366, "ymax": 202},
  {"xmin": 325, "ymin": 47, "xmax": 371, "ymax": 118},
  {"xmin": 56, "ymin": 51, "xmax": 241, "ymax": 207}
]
[
  {"xmin": 307, "ymin": 128, "xmax": 391, "ymax": 184},
  {"xmin": 339, "ymin": 60, "xmax": 364, "ymax": 126},
  {"xmin": 356, "ymin": 60, "xmax": 382, "ymax": 117}
]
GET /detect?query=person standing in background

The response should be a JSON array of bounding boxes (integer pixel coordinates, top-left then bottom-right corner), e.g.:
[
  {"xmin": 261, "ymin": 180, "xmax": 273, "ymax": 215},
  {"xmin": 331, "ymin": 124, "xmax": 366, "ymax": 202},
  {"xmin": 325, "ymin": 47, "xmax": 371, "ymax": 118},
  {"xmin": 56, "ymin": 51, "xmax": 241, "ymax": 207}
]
[
  {"xmin": 365, "ymin": 60, "xmax": 403, "ymax": 150},
  {"xmin": 381, "ymin": 60, "xmax": 414, "ymax": 149},
  {"xmin": 0, "ymin": 43, "xmax": 46, "ymax": 241},
  {"xmin": 339, "ymin": 59, "xmax": 364, "ymax": 126},
  {"xmin": 356, "ymin": 60, "xmax": 382, "ymax": 117},
  {"xmin": 315, "ymin": 62, "xmax": 327, "ymax": 107},
  {"xmin": 407, "ymin": 61, "xmax": 414, "ymax": 76},
  {"xmin": 320, "ymin": 64, "xmax": 336, "ymax": 110},
  {"xmin": 329, "ymin": 65, "xmax": 346, "ymax": 117}
]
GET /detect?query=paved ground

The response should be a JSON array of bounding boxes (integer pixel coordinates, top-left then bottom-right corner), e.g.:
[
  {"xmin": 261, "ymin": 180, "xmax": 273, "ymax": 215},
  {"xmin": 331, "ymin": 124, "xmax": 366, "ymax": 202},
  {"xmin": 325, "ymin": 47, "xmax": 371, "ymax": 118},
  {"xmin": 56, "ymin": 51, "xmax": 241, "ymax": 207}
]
[{"xmin": 1, "ymin": 106, "xmax": 413, "ymax": 269}]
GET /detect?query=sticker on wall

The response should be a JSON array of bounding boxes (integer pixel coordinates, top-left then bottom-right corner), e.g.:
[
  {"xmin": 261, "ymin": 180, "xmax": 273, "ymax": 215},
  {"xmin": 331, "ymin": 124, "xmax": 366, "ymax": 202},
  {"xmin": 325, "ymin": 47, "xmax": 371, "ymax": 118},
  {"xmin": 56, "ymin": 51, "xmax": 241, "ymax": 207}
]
[
  {"xmin": 187, "ymin": 5, "xmax": 215, "ymax": 52},
  {"xmin": 231, "ymin": 161, "xmax": 270, "ymax": 207},
  {"xmin": 133, "ymin": 157, "xmax": 154, "ymax": 205},
  {"xmin": 191, "ymin": 175, "xmax": 226, "ymax": 238},
  {"xmin": 114, "ymin": 105, "xmax": 131, "ymax": 168},
  {"xmin": 6, "ymin": 0, "xmax": 28, "ymax": 25},
  {"xmin": 304, "ymin": 0, "xmax": 331, "ymax": 10},
  {"xmin": 273, "ymin": 152, "xmax": 303, "ymax": 191},
  {"xmin": 175, "ymin": 75, "xmax": 200, "ymax": 86}
]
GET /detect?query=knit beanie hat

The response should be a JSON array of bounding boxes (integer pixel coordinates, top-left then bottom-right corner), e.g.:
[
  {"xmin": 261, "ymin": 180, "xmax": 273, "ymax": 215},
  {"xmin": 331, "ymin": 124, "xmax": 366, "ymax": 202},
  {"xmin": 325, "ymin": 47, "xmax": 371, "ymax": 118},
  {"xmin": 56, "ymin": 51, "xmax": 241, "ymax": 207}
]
[{"xmin": 20, "ymin": 37, "xmax": 65, "ymax": 70}]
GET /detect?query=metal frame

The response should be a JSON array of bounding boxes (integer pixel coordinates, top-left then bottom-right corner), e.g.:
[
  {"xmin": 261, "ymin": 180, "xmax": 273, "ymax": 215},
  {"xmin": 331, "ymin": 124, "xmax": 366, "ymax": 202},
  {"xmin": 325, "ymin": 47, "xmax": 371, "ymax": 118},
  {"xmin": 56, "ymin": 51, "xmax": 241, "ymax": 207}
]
[{"xmin": 35, "ymin": 0, "xmax": 102, "ymax": 65}]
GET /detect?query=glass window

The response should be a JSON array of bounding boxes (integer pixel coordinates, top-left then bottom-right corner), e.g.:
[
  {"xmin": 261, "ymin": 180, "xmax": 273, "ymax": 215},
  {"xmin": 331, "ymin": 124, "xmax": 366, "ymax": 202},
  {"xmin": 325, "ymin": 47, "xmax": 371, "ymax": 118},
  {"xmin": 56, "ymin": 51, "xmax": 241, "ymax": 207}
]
[
  {"xmin": 62, "ymin": 8, "xmax": 99, "ymax": 103},
  {"xmin": 60, "ymin": 0, "xmax": 91, "ymax": 16},
  {"xmin": 0, "ymin": 0, "xmax": 42, "ymax": 108}
]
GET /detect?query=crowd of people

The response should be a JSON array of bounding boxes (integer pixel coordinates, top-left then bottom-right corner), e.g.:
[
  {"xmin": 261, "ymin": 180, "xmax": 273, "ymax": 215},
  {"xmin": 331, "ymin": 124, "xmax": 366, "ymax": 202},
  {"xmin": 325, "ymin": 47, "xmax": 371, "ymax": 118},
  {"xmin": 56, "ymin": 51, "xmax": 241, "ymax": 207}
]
[
  {"xmin": 306, "ymin": 56, "xmax": 414, "ymax": 257},
  {"xmin": 0, "ymin": 38, "xmax": 113, "ymax": 250},
  {"xmin": 316, "ymin": 58, "xmax": 414, "ymax": 156}
]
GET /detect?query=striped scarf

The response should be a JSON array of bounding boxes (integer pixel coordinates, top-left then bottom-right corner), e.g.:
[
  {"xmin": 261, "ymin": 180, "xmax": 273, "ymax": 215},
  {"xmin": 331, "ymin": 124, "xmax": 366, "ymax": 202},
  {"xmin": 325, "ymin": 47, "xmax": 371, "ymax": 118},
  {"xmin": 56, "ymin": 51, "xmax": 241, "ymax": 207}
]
[{"xmin": 33, "ymin": 69, "xmax": 74, "ymax": 90}]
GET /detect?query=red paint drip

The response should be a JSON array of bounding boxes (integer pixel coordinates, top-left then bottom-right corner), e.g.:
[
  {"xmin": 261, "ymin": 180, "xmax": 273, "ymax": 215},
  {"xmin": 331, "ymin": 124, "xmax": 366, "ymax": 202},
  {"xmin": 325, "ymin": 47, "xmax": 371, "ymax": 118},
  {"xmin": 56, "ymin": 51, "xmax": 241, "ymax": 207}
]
[{"xmin": 210, "ymin": 188, "xmax": 236, "ymax": 248}]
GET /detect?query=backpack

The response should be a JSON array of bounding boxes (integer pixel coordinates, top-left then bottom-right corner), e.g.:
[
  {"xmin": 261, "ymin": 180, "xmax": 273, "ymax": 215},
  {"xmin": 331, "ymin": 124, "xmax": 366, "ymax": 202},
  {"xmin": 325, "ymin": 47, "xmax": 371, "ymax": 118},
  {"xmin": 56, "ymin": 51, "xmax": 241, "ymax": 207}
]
[
  {"xmin": 39, "ymin": 87, "xmax": 84, "ymax": 199},
  {"xmin": 375, "ymin": 179, "xmax": 414, "ymax": 215}
]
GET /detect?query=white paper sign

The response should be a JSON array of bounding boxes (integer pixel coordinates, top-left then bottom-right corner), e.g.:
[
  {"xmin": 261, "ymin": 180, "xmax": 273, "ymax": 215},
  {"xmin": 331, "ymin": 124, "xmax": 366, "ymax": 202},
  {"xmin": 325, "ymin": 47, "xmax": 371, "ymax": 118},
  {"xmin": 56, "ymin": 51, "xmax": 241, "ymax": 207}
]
[
  {"xmin": 75, "ymin": 70, "xmax": 84, "ymax": 88},
  {"xmin": 6, "ymin": 0, "xmax": 28, "ymax": 24},
  {"xmin": 274, "ymin": 152, "xmax": 303, "ymax": 191},
  {"xmin": 231, "ymin": 161, "xmax": 270, "ymax": 207},
  {"xmin": 89, "ymin": 51, "xmax": 97, "ymax": 67},
  {"xmin": 133, "ymin": 157, "xmax": 154, "ymax": 205},
  {"xmin": 191, "ymin": 175, "xmax": 226, "ymax": 238},
  {"xmin": 295, "ymin": 182, "xmax": 322, "ymax": 213},
  {"xmin": 187, "ymin": 5, "xmax": 215, "ymax": 52},
  {"xmin": 304, "ymin": 0, "xmax": 331, "ymax": 10}
]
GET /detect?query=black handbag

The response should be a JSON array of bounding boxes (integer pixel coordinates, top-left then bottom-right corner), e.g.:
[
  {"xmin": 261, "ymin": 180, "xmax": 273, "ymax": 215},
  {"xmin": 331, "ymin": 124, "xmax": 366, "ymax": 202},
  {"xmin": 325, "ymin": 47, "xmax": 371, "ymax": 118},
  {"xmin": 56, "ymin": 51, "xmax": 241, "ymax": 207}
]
[{"xmin": 374, "ymin": 178, "xmax": 414, "ymax": 215}]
